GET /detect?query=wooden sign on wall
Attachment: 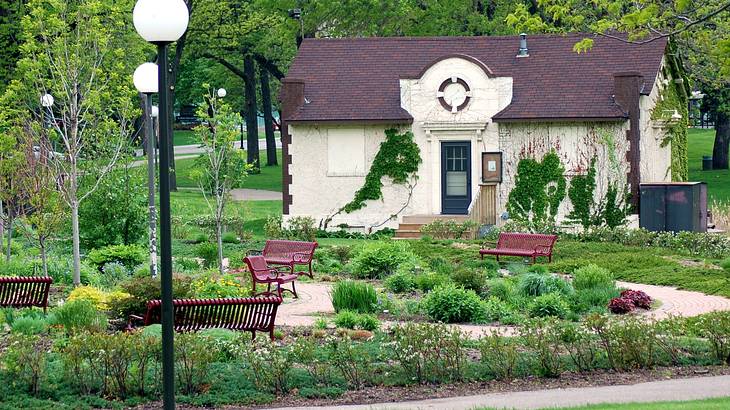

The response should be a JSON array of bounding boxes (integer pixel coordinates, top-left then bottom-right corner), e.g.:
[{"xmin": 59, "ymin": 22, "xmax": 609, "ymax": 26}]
[{"xmin": 481, "ymin": 152, "xmax": 502, "ymax": 183}]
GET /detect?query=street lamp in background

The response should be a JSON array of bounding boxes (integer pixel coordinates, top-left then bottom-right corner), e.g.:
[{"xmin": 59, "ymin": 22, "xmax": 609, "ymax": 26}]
[
  {"xmin": 132, "ymin": 0, "xmax": 189, "ymax": 408},
  {"xmin": 217, "ymin": 88, "xmax": 227, "ymax": 98},
  {"xmin": 133, "ymin": 62, "xmax": 159, "ymax": 281}
]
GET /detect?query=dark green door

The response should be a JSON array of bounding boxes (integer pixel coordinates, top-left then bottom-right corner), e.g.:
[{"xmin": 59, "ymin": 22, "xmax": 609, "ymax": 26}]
[{"xmin": 441, "ymin": 141, "xmax": 471, "ymax": 214}]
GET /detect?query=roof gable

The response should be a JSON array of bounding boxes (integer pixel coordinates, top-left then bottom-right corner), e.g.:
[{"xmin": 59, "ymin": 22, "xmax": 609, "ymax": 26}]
[{"xmin": 284, "ymin": 33, "xmax": 667, "ymax": 123}]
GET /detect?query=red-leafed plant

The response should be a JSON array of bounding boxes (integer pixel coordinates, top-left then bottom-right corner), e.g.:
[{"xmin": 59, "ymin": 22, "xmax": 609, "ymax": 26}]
[
  {"xmin": 608, "ymin": 297, "xmax": 635, "ymax": 314},
  {"xmin": 620, "ymin": 289, "xmax": 652, "ymax": 309}
]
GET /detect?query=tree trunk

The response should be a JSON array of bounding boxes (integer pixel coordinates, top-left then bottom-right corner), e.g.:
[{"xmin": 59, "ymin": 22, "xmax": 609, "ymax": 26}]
[
  {"xmin": 259, "ymin": 66, "xmax": 277, "ymax": 166},
  {"xmin": 712, "ymin": 111, "xmax": 730, "ymax": 170},
  {"xmin": 5, "ymin": 211, "xmax": 12, "ymax": 263},
  {"xmin": 40, "ymin": 240, "xmax": 48, "ymax": 277},
  {"xmin": 216, "ymin": 218, "xmax": 224, "ymax": 275},
  {"xmin": 71, "ymin": 202, "xmax": 81, "ymax": 286},
  {"xmin": 243, "ymin": 54, "xmax": 259, "ymax": 167}
]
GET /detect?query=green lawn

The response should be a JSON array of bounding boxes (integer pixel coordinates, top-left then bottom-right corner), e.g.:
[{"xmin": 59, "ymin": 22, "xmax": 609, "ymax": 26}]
[
  {"xmin": 175, "ymin": 149, "xmax": 282, "ymax": 191},
  {"xmin": 520, "ymin": 396, "xmax": 730, "ymax": 410},
  {"xmin": 173, "ymin": 130, "xmax": 199, "ymax": 146},
  {"xmin": 687, "ymin": 128, "xmax": 729, "ymax": 202}
]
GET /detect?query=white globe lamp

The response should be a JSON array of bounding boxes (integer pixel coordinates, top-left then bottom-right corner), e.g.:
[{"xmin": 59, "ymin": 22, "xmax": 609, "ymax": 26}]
[
  {"xmin": 40, "ymin": 93, "xmax": 54, "ymax": 108},
  {"xmin": 133, "ymin": 0, "xmax": 189, "ymax": 43},
  {"xmin": 217, "ymin": 88, "xmax": 227, "ymax": 98},
  {"xmin": 133, "ymin": 63, "xmax": 159, "ymax": 94},
  {"xmin": 151, "ymin": 105, "xmax": 159, "ymax": 118}
]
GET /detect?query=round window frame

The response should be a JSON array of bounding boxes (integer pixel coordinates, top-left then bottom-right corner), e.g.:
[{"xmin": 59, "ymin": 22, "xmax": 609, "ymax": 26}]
[{"xmin": 438, "ymin": 77, "xmax": 471, "ymax": 112}]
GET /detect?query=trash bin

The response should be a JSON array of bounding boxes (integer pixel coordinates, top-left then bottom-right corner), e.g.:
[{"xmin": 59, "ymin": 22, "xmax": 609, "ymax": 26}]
[{"xmin": 702, "ymin": 156, "xmax": 713, "ymax": 170}]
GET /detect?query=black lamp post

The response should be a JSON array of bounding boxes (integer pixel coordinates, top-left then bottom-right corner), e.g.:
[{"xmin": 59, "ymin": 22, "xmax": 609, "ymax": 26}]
[{"xmin": 132, "ymin": 1, "xmax": 189, "ymax": 408}]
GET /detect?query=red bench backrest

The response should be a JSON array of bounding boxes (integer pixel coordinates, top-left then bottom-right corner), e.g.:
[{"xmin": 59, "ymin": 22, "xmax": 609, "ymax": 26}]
[
  {"xmin": 244, "ymin": 255, "xmax": 276, "ymax": 281},
  {"xmin": 263, "ymin": 240, "xmax": 318, "ymax": 260},
  {"xmin": 143, "ymin": 296, "xmax": 282, "ymax": 332},
  {"xmin": 497, "ymin": 233, "xmax": 557, "ymax": 251},
  {"xmin": 0, "ymin": 276, "xmax": 53, "ymax": 309}
]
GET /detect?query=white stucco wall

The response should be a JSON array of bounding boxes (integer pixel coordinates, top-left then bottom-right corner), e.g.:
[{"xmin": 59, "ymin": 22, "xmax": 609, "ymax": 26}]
[{"xmin": 640, "ymin": 56, "xmax": 675, "ymax": 183}]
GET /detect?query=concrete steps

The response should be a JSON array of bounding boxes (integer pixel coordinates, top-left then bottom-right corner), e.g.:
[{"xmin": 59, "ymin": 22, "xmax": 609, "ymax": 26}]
[{"xmin": 394, "ymin": 214, "xmax": 471, "ymax": 239}]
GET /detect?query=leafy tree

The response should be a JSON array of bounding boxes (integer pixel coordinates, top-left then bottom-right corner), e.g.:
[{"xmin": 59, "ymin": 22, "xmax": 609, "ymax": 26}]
[
  {"xmin": 78, "ymin": 165, "xmax": 147, "ymax": 249},
  {"xmin": 1, "ymin": 0, "xmax": 147, "ymax": 285},
  {"xmin": 190, "ymin": 87, "xmax": 251, "ymax": 274},
  {"xmin": 504, "ymin": 0, "xmax": 730, "ymax": 169},
  {"xmin": 0, "ymin": 0, "xmax": 24, "ymax": 94}
]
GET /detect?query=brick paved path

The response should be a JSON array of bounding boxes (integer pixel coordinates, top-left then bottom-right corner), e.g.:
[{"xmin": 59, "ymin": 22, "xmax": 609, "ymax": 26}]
[{"xmin": 276, "ymin": 282, "xmax": 730, "ymax": 335}]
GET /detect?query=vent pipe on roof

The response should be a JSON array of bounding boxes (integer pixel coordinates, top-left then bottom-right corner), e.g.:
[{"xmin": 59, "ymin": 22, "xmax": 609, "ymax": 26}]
[{"xmin": 517, "ymin": 33, "xmax": 529, "ymax": 57}]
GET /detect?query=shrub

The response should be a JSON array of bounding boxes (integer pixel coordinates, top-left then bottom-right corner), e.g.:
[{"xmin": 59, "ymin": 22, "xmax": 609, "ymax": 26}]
[
  {"xmin": 350, "ymin": 241, "xmax": 419, "ymax": 279},
  {"xmin": 3, "ymin": 334, "xmax": 47, "ymax": 395},
  {"xmin": 191, "ymin": 271, "xmax": 249, "ymax": 298},
  {"xmin": 175, "ymin": 333, "xmax": 218, "ymax": 395},
  {"xmin": 100, "ymin": 261, "xmax": 130, "ymax": 289},
  {"xmin": 720, "ymin": 257, "xmax": 730, "ymax": 272},
  {"xmin": 334, "ymin": 310, "xmax": 380, "ymax": 331},
  {"xmin": 587, "ymin": 314, "xmax": 659, "ymax": 370},
  {"xmin": 384, "ymin": 271, "xmax": 416, "ymax": 293},
  {"xmin": 518, "ymin": 272, "xmax": 573, "ymax": 297},
  {"xmin": 487, "ymin": 278, "xmax": 516, "ymax": 301},
  {"xmin": 291, "ymin": 336, "xmax": 334, "ymax": 386},
  {"xmin": 556, "ymin": 321, "xmax": 600, "ymax": 372},
  {"xmin": 414, "ymin": 271, "xmax": 450, "ymax": 292},
  {"xmin": 173, "ymin": 257, "xmax": 202, "ymax": 273},
  {"xmin": 571, "ymin": 286, "xmax": 619, "ymax": 314},
  {"xmin": 528, "ymin": 293, "xmax": 570, "ymax": 318},
  {"xmin": 86, "ymin": 244, "xmax": 146, "ymax": 271},
  {"xmin": 478, "ymin": 332, "xmax": 519, "ymax": 380},
  {"xmin": 572, "ymin": 264, "xmax": 614, "ymax": 290},
  {"xmin": 329, "ymin": 245, "xmax": 353, "ymax": 264},
  {"xmin": 389, "ymin": 323, "xmax": 468, "ymax": 383},
  {"xmin": 480, "ymin": 296, "xmax": 513, "ymax": 322},
  {"xmin": 419, "ymin": 219, "xmax": 477, "ymax": 239},
  {"xmin": 451, "ymin": 267, "xmax": 488, "ymax": 294},
  {"xmin": 111, "ymin": 275, "xmax": 194, "ymax": 318},
  {"xmin": 519, "ymin": 318, "xmax": 563, "ymax": 377},
  {"xmin": 620, "ymin": 289, "xmax": 652, "ymax": 309},
  {"xmin": 264, "ymin": 215, "xmax": 317, "ymax": 242},
  {"xmin": 51, "ymin": 299, "xmax": 108, "ymax": 334},
  {"xmin": 422, "ymin": 284, "xmax": 483, "ymax": 323},
  {"xmin": 67, "ymin": 285, "xmax": 109, "ymax": 310},
  {"xmin": 79, "ymin": 167, "xmax": 147, "ymax": 249},
  {"xmin": 221, "ymin": 231, "xmax": 239, "ymax": 244},
  {"xmin": 330, "ymin": 280, "xmax": 377, "ymax": 313},
  {"xmin": 326, "ymin": 335, "xmax": 374, "ymax": 390},
  {"xmin": 11, "ymin": 316, "xmax": 48, "ymax": 335},
  {"xmin": 691, "ymin": 311, "xmax": 730, "ymax": 364},
  {"xmin": 195, "ymin": 242, "xmax": 218, "ymax": 268},
  {"xmin": 608, "ymin": 297, "xmax": 635, "ymax": 314}
]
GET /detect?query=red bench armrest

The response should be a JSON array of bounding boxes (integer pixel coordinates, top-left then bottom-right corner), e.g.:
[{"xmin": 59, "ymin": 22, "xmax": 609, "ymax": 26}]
[
  {"xmin": 246, "ymin": 249, "xmax": 264, "ymax": 256},
  {"xmin": 481, "ymin": 241, "xmax": 497, "ymax": 248},
  {"xmin": 534, "ymin": 244, "xmax": 552, "ymax": 254},
  {"xmin": 291, "ymin": 251, "xmax": 313, "ymax": 263}
]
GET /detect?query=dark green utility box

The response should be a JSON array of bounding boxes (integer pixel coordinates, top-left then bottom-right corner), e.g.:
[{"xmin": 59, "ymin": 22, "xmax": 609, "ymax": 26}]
[{"xmin": 639, "ymin": 182, "xmax": 707, "ymax": 232}]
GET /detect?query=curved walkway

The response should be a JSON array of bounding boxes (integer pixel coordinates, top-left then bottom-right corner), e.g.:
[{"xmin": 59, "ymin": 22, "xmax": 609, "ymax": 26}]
[
  {"xmin": 276, "ymin": 281, "xmax": 730, "ymax": 335},
  {"xmin": 270, "ymin": 374, "xmax": 730, "ymax": 410}
]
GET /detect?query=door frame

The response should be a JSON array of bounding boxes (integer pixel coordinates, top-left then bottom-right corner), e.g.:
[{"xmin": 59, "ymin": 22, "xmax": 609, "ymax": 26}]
[{"xmin": 440, "ymin": 140, "xmax": 472, "ymax": 215}]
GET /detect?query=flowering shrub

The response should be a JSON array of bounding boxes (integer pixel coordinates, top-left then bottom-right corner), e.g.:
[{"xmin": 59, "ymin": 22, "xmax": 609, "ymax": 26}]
[
  {"xmin": 620, "ymin": 289, "xmax": 652, "ymax": 309},
  {"xmin": 387, "ymin": 323, "xmax": 468, "ymax": 383},
  {"xmin": 191, "ymin": 272, "xmax": 249, "ymax": 298},
  {"xmin": 608, "ymin": 297, "xmax": 635, "ymax": 314}
]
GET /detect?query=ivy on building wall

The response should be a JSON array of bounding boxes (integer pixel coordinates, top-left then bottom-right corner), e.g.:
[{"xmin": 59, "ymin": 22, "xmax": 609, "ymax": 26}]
[
  {"xmin": 506, "ymin": 150, "xmax": 566, "ymax": 227},
  {"xmin": 652, "ymin": 70, "xmax": 689, "ymax": 181},
  {"xmin": 343, "ymin": 128, "xmax": 422, "ymax": 213},
  {"xmin": 567, "ymin": 157, "xmax": 598, "ymax": 228},
  {"xmin": 566, "ymin": 156, "xmax": 630, "ymax": 229}
]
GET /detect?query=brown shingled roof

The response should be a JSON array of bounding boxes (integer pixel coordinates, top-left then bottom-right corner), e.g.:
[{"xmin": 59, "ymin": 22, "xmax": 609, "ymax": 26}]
[{"xmin": 283, "ymin": 33, "xmax": 667, "ymax": 123}]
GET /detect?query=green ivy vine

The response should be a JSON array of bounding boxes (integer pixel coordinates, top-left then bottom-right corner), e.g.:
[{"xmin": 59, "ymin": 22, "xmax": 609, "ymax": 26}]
[
  {"xmin": 506, "ymin": 150, "xmax": 566, "ymax": 227},
  {"xmin": 566, "ymin": 156, "xmax": 630, "ymax": 229},
  {"xmin": 651, "ymin": 67, "xmax": 689, "ymax": 181},
  {"xmin": 343, "ymin": 128, "xmax": 422, "ymax": 213}
]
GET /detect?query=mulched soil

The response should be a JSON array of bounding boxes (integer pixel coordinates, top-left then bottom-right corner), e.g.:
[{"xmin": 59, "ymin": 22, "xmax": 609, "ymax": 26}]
[{"xmin": 137, "ymin": 365, "xmax": 730, "ymax": 410}]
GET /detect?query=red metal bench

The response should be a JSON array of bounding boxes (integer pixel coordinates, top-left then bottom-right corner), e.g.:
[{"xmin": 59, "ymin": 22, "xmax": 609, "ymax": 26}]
[
  {"xmin": 249, "ymin": 240, "xmax": 318, "ymax": 278},
  {"xmin": 128, "ymin": 296, "xmax": 282, "ymax": 339},
  {"xmin": 243, "ymin": 255, "xmax": 299, "ymax": 298},
  {"xmin": 0, "ymin": 276, "xmax": 53, "ymax": 313},
  {"xmin": 479, "ymin": 232, "xmax": 558, "ymax": 263}
]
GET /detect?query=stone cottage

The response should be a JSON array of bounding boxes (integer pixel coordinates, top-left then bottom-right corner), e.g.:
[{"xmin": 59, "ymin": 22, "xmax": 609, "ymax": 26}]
[{"xmin": 278, "ymin": 33, "xmax": 685, "ymax": 235}]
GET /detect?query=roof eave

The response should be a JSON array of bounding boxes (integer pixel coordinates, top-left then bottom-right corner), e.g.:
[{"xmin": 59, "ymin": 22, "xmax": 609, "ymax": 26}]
[
  {"xmin": 492, "ymin": 116, "xmax": 628, "ymax": 123},
  {"xmin": 286, "ymin": 118, "xmax": 414, "ymax": 125}
]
